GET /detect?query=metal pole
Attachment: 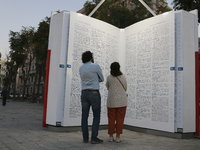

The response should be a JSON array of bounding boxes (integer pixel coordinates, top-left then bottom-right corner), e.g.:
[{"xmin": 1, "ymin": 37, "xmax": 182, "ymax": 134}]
[
  {"xmin": 139, "ymin": 0, "xmax": 156, "ymax": 16},
  {"xmin": 88, "ymin": 0, "xmax": 105, "ymax": 17}
]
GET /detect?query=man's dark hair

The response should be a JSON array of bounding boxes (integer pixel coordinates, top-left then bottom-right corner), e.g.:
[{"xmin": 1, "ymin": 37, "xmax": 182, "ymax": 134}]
[
  {"xmin": 110, "ymin": 62, "xmax": 122, "ymax": 77},
  {"xmin": 82, "ymin": 51, "xmax": 93, "ymax": 63}
]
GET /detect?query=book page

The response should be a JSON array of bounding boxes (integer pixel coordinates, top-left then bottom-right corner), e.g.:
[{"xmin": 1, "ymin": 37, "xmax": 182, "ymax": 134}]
[
  {"xmin": 124, "ymin": 11, "xmax": 175, "ymax": 132},
  {"xmin": 63, "ymin": 12, "xmax": 123, "ymax": 126}
]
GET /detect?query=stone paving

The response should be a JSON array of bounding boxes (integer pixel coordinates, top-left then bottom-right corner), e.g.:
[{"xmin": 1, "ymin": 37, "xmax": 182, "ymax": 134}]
[{"xmin": 0, "ymin": 99, "xmax": 200, "ymax": 150}]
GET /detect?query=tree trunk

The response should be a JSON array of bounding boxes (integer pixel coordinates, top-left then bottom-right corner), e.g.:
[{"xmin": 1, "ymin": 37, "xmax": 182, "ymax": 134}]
[
  {"xmin": 22, "ymin": 78, "xmax": 27, "ymax": 101},
  {"xmin": 13, "ymin": 66, "xmax": 18, "ymax": 101},
  {"xmin": 37, "ymin": 69, "xmax": 42, "ymax": 97},
  {"xmin": 32, "ymin": 64, "xmax": 38, "ymax": 103},
  {"xmin": 7, "ymin": 83, "xmax": 11, "ymax": 99},
  {"xmin": 22, "ymin": 64, "xmax": 27, "ymax": 101}
]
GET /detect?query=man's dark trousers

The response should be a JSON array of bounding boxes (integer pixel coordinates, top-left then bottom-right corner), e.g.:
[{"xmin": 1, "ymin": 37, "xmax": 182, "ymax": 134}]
[{"xmin": 81, "ymin": 90, "xmax": 101, "ymax": 141}]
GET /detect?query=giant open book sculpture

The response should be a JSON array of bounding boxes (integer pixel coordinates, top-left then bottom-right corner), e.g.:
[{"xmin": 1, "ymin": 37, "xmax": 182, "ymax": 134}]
[{"xmin": 46, "ymin": 10, "xmax": 198, "ymax": 133}]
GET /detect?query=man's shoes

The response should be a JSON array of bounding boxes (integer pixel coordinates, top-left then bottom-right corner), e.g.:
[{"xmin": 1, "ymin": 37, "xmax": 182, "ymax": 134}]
[
  {"xmin": 91, "ymin": 137, "xmax": 103, "ymax": 144},
  {"xmin": 83, "ymin": 139, "xmax": 88, "ymax": 143}
]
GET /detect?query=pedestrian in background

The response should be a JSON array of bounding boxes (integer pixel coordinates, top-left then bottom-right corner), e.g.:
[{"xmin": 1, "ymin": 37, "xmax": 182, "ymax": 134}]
[
  {"xmin": 79, "ymin": 51, "xmax": 104, "ymax": 144},
  {"xmin": 1, "ymin": 87, "xmax": 8, "ymax": 106},
  {"xmin": 106, "ymin": 62, "xmax": 127, "ymax": 143}
]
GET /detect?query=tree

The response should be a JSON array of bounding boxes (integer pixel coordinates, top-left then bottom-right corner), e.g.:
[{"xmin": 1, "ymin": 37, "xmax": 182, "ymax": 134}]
[
  {"xmin": 155, "ymin": 0, "xmax": 172, "ymax": 14},
  {"xmin": 3, "ymin": 57, "xmax": 16, "ymax": 98},
  {"xmin": 172, "ymin": 0, "xmax": 200, "ymax": 22},
  {"xmin": 8, "ymin": 16, "xmax": 50, "ymax": 102},
  {"xmin": 33, "ymin": 17, "xmax": 50, "ymax": 102},
  {"xmin": 83, "ymin": 0, "xmax": 170, "ymax": 28},
  {"xmin": 20, "ymin": 27, "xmax": 35, "ymax": 100},
  {"xmin": 9, "ymin": 30, "xmax": 26, "ymax": 100}
]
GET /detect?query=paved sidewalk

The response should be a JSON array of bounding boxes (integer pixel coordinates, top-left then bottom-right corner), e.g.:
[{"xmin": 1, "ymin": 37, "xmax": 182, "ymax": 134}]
[{"xmin": 0, "ymin": 99, "xmax": 200, "ymax": 150}]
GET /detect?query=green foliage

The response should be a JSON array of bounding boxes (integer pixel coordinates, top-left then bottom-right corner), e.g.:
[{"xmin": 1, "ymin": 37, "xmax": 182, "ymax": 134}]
[
  {"xmin": 34, "ymin": 17, "xmax": 50, "ymax": 64},
  {"xmin": 9, "ymin": 30, "xmax": 26, "ymax": 67},
  {"xmin": 7, "ymin": 16, "xmax": 50, "ymax": 98},
  {"xmin": 83, "ymin": 0, "xmax": 169, "ymax": 28},
  {"xmin": 3, "ymin": 60, "xmax": 15, "ymax": 87},
  {"xmin": 172, "ymin": 0, "xmax": 200, "ymax": 22},
  {"xmin": 9, "ymin": 27, "xmax": 35, "ymax": 66},
  {"xmin": 32, "ymin": 17, "xmax": 50, "ymax": 101}
]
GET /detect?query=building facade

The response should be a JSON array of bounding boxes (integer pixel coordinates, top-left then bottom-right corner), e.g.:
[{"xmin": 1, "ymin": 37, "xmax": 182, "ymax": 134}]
[{"xmin": 17, "ymin": 55, "xmax": 44, "ymax": 97}]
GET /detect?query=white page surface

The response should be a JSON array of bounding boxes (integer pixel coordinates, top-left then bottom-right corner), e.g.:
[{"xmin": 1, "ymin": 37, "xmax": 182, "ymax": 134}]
[
  {"xmin": 63, "ymin": 12, "xmax": 122, "ymax": 126},
  {"xmin": 124, "ymin": 11, "xmax": 175, "ymax": 132}
]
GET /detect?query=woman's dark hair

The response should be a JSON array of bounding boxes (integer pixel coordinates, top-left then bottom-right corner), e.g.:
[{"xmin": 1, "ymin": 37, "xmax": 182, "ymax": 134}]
[
  {"xmin": 110, "ymin": 62, "xmax": 122, "ymax": 76},
  {"xmin": 82, "ymin": 51, "xmax": 93, "ymax": 63}
]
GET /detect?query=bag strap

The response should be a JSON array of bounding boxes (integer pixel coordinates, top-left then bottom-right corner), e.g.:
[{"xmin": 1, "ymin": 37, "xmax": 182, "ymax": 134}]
[{"xmin": 116, "ymin": 76, "xmax": 126, "ymax": 91}]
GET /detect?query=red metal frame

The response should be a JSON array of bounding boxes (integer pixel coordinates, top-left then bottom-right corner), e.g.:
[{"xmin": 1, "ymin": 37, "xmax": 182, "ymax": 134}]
[
  {"xmin": 42, "ymin": 50, "xmax": 51, "ymax": 127},
  {"xmin": 195, "ymin": 51, "xmax": 199, "ymax": 136}
]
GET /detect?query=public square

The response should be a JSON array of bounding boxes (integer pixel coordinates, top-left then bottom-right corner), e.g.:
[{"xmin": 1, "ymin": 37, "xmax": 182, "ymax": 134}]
[{"xmin": 0, "ymin": 99, "xmax": 200, "ymax": 150}]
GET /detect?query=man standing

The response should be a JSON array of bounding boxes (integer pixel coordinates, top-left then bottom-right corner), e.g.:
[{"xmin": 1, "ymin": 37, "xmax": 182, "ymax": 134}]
[
  {"xmin": 1, "ymin": 87, "xmax": 7, "ymax": 106},
  {"xmin": 79, "ymin": 51, "xmax": 104, "ymax": 144}
]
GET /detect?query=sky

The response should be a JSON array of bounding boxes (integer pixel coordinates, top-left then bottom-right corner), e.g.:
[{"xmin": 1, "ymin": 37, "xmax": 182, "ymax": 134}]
[{"xmin": 0, "ymin": 0, "xmax": 179, "ymax": 60}]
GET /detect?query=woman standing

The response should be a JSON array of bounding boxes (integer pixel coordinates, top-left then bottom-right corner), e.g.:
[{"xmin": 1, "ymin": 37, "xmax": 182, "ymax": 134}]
[{"xmin": 106, "ymin": 62, "xmax": 127, "ymax": 143}]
